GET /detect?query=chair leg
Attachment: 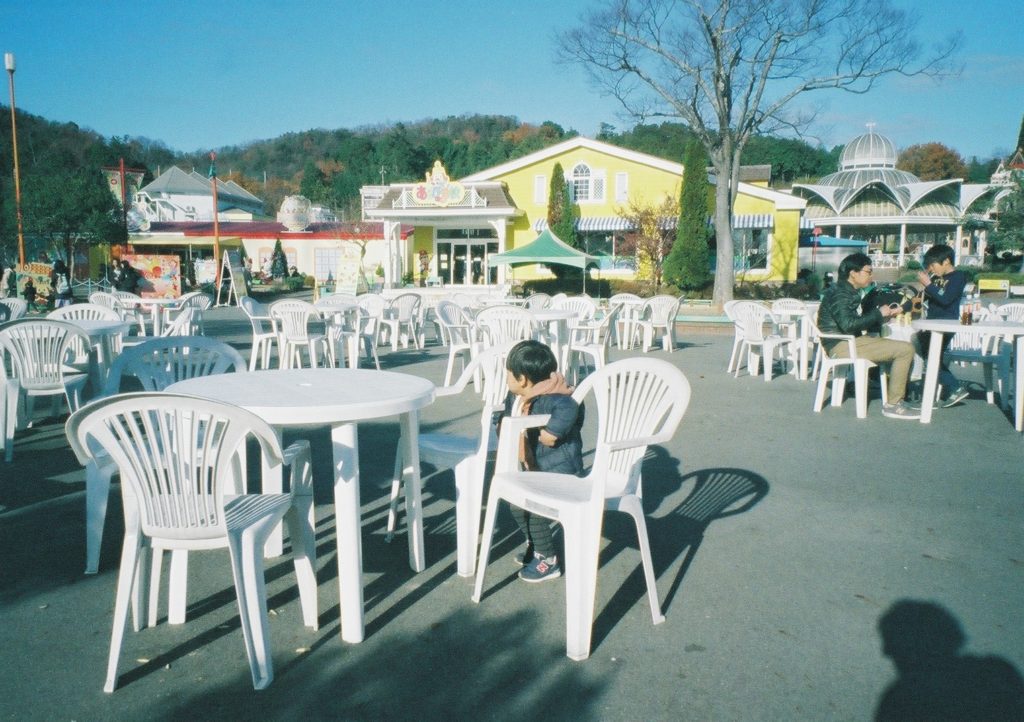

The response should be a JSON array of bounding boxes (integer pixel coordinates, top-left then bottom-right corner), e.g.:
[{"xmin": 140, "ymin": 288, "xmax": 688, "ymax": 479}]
[
  {"xmin": 472, "ymin": 485, "xmax": 503, "ymax": 604},
  {"xmin": 453, "ymin": 456, "xmax": 483, "ymax": 578},
  {"xmin": 226, "ymin": 522, "xmax": 277, "ymax": 691},
  {"xmin": 166, "ymin": 550, "xmax": 189, "ymax": 624},
  {"xmin": 384, "ymin": 448, "xmax": 404, "ymax": 543},
  {"xmin": 105, "ymin": 536, "xmax": 142, "ymax": 693},
  {"xmin": 854, "ymin": 364, "xmax": 870, "ymax": 419},
  {"xmin": 561, "ymin": 510, "xmax": 602, "ymax": 661},
  {"xmin": 618, "ymin": 497, "xmax": 665, "ymax": 625},
  {"xmin": 813, "ymin": 368, "xmax": 829, "ymax": 412},
  {"xmin": 85, "ymin": 460, "xmax": 115, "ymax": 574}
]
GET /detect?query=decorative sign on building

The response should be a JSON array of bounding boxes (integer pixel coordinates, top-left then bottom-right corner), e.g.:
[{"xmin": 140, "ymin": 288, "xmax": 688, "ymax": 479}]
[
  {"xmin": 413, "ymin": 161, "xmax": 466, "ymax": 207},
  {"xmin": 278, "ymin": 195, "xmax": 312, "ymax": 232}
]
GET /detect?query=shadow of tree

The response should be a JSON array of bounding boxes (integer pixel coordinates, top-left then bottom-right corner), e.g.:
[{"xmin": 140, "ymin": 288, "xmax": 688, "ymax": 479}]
[{"xmin": 874, "ymin": 599, "xmax": 1024, "ymax": 721}]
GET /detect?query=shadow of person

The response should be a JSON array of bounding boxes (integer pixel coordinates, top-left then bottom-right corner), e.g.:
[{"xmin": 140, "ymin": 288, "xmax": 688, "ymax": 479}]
[{"xmin": 875, "ymin": 599, "xmax": 1024, "ymax": 721}]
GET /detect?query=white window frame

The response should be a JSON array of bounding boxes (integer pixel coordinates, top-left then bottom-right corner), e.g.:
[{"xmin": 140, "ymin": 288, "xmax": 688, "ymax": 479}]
[
  {"xmin": 615, "ymin": 172, "xmax": 629, "ymax": 202},
  {"xmin": 533, "ymin": 174, "xmax": 546, "ymax": 205},
  {"xmin": 570, "ymin": 163, "xmax": 606, "ymax": 204}
]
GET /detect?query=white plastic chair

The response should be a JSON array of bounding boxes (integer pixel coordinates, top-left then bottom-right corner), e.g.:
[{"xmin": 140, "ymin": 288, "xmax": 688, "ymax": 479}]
[
  {"xmin": 315, "ymin": 295, "xmax": 361, "ymax": 368},
  {"xmin": 0, "ymin": 297, "xmax": 28, "ymax": 321},
  {"xmin": 474, "ymin": 305, "xmax": 534, "ymax": 347},
  {"xmin": 811, "ymin": 319, "xmax": 890, "ymax": 418},
  {"xmin": 86, "ymin": 336, "xmax": 248, "ymax": 577},
  {"xmin": 0, "ymin": 319, "xmax": 90, "ymax": 462},
  {"xmin": 436, "ymin": 300, "xmax": 476, "ymax": 386},
  {"xmin": 163, "ymin": 291, "xmax": 212, "ymax": 336},
  {"xmin": 355, "ymin": 295, "xmax": 387, "ymax": 369},
  {"xmin": 111, "ymin": 292, "xmax": 149, "ymax": 336},
  {"xmin": 553, "ymin": 296, "xmax": 597, "ymax": 323},
  {"xmin": 564, "ymin": 304, "xmax": 621, "ymax": 384},
  {"xmin": 995, "ymin": 303, "xmax": 1024, "ymax": 324},
  {"xmin": 269, "ymin": 299, "xmax": 330, "ymax": 369},
  {"xmin": 47, "ymin": 303, "xmax": 126, "ymax": 367},
  {"xmin": 524, "ymin": 293, "xmax": 552, "ymax": 310},
  {"xmin": 731, "ymin": 301, "xmax": 794, "ymax": 381},
  {"xmin": 632, "ymin": 295, "xmax": 682, "ymax": 353},
  {"xmin": 473, "ymin": 358, "xmax": 692, "ymax": 661},
  {"xmin": 381, "ymin": 293, "xmax": 422, "ymax": 352},
  {"xmin": 66, "ymin": 392, "xmax": 318, "ymax": 692},
  {"xmin": 944, "ymin": 327, "xmax": 1011, "ymax": 409},
  {"xmin": 722, "ymin": 300, "xmax": 744, "ymax": 373},
  {"xmin": 385, "ymin": 343, "xmax": 514, "ymax": 577},
  {"xmin": 240, "ymin": 295, "xmax": 278, "ymax": 370}
]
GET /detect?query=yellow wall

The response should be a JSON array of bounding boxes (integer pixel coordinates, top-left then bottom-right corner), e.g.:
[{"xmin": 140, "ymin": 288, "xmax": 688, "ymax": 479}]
[{"xmin": 490, "ymin": 146, "xmax": 800, "ymax": 282}]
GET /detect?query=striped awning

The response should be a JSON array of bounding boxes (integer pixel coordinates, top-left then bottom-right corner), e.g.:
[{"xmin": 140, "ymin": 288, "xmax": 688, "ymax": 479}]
[{"xmin": 532, "ymin": 213, "xmax": 775, "ymax": 232}]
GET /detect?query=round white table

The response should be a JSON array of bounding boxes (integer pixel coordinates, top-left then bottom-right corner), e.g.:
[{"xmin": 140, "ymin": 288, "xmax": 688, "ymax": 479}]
[
  {"xmin": 912, "ymin": 318, "xmax": 1024, "ymax": 426},
  {"xmin": 772, "ymin": 302, "xmax": 820, "ymax": 381},
  {"xmin": 168, "ymin": 368, "xmax": 436, "ymax": 644}
]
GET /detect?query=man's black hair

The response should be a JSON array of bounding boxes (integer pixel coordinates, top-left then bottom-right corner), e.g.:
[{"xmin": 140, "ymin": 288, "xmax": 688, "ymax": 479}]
[
  {"xmin": 838, "ymin": 252, "xmax": 873, "ymax": 282},
  {"xmin": 506, "ymin": 339, "xmax": 557, "ymax": 383},
  {"xmin": 923, "ymin": 244, "xmax": 955, "ymax": 267}
]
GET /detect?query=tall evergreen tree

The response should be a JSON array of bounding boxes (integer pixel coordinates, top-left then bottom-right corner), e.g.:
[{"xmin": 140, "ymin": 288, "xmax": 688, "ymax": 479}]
[
  {"xmin": 270, "ymin": 238, "xmax": 288, "ymax": 278},
  {"xmin": 664, "ymin": 141, "xmax": 710, "ymax": 290},
  {"xmin": 1017, "ymin": 113, "xmax": 1024, "ymax": 152}
]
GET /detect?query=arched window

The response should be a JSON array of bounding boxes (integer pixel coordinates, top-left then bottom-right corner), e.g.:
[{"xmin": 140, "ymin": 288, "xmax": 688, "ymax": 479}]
[{"xmin": 571, "ymin": 163, "xmax": 591, "ymax": 201}]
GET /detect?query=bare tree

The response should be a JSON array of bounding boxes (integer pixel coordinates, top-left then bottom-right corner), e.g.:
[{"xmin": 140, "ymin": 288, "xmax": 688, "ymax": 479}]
[
  {"xmin": 618, "ymin": 196, "xmax": 680, "ymax": 288},
  {"xmin": 561, "ymin": 0, "xmax": 960, "ymax": 303}
]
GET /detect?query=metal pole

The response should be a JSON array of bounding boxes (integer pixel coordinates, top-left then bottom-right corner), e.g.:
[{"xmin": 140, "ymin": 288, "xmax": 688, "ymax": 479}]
[
  {"xmin": 209, "ymin": 152, "xmax": 221, "ymax": 285},
  {"xmin": 5, "ymin": 53, "xmax": 25, "ymax": 266}
]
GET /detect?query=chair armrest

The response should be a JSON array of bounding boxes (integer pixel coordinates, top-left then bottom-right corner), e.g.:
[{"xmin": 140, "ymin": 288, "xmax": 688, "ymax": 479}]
[
  {"xmin": 816, "ymin": 332, "xmax": 857, "ymax": 358},
  {"xmin": 494, "ymin": 413, "xmax": 551, "ymax": 474}
]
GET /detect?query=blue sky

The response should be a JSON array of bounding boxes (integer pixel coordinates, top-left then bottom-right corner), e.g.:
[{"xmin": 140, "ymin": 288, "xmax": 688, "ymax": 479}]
[{"xmin": 2, "ymin": 0, "xmax": 1021, "ymax": 163}]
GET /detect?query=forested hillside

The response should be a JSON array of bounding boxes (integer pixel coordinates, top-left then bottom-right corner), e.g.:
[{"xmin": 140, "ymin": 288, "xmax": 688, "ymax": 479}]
[{"xmin": 0, "ymin": 106, "xmax": 1004, "ymax": 250}]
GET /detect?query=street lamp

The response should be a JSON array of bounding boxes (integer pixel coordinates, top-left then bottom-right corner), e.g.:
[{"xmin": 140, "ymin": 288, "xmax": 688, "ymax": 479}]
[{"xmin": 5, "ymin": 52, "xmax": 25, "ymax": 266}]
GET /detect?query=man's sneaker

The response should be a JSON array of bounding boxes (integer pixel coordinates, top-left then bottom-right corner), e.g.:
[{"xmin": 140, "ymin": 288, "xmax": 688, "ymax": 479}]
[
  {"xmin": 942, "ymin": 385, "xmax": 970, "ymax": 408},
  {"xmin": 513, "ymin": 544, "xmax": 534, "ymax": 567},
  {"xmin": 519, "ymin": 554, "xmax": 561, "ymax": 583},
  {"xmin": 882, "ymin": 401, "xmax": 921, "ymax": 420}
]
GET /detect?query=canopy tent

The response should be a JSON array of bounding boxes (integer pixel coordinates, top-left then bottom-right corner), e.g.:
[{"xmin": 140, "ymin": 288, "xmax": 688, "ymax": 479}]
[
  {"xmin": 488, "ymin": 229, "xmax": 598, "ymax": 292},
  {"xmin": 488, "ymin": 229, "xmax": 596, "ymax": 269}
]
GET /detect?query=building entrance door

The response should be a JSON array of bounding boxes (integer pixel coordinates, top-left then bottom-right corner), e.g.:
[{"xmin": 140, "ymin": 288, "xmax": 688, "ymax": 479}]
[{"xmin": 436, "ymin": 231, "xmax": 500, "ymax": 285}]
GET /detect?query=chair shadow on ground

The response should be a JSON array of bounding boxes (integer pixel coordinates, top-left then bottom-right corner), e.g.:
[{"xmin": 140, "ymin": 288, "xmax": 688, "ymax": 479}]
[
  {"xmin": 874, "ymin": 599, "xmax": 1024, "ymax": 721},
  {"xmin": 591, "ymin": 451, "xmax": 769, "ymax": 650}
]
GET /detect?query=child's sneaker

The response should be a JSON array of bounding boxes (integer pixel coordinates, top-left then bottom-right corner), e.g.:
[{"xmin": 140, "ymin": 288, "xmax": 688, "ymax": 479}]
[
  {"xmin": 513, "ymin": 544, "xmax": 534, "ymax": 566},
  {"xmin": 519, "ymin": 554, "xmax": 561, "ymax": 583}
]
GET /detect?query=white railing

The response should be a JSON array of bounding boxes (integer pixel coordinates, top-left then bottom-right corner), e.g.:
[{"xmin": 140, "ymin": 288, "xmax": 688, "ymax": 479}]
[{"xmin": 393, "ymin": 187, "xmax": 488, "ymax": 209}]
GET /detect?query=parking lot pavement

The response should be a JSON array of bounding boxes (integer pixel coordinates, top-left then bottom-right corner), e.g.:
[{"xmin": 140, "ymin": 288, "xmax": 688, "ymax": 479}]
[{"xmin": 1, "ymin": 307, "xmax": 1021, "ymax": 720}]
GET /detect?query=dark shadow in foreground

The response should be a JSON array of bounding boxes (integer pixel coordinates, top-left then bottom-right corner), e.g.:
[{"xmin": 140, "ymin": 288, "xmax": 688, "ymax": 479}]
[{"xmin": 875, "ymin": 599, "xmax": 1024, "ymax": 721}]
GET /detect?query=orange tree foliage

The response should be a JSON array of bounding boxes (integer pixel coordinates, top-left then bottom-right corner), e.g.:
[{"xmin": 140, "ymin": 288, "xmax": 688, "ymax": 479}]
[{"xmin": 897, "ymin": 143, "xmax": 968, "ymax": 181}]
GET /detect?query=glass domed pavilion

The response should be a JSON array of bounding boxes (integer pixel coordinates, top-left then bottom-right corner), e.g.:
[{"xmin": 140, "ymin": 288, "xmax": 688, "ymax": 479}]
[{"xmin": 792, "ymin": 127, "xmax": 1000, "ymax": 264}]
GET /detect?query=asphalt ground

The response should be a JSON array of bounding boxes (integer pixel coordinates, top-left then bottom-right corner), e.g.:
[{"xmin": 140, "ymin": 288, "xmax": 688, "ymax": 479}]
[{"xmin": 1, "ymin": 306, "xmax": 1022, "ymax": 721}]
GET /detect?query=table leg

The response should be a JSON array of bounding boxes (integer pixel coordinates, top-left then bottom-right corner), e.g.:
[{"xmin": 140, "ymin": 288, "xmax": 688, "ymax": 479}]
[
  {"xmin": 332, "ymin": 422, "xmax": 365, "ymax": 644},
  {"xmin": 1016, "ymin": 337, "xmax": 1023, "ymax": 432},
  {"xmin": 398, "ymin": 410, "xmax": 426, "ymax": 572},
  {"xmin": 919, "ymin": 330, "xmax": 944, "ymax": 424},
  {"xmin": 798, "ymin": 316, "xmax": 810, "ymax": 381}
]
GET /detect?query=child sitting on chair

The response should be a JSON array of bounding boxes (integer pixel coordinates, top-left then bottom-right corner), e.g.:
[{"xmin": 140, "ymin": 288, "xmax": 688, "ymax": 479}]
[{"xmin": 499, "ymin": 339, "xmax": 585, "ymax": 583}]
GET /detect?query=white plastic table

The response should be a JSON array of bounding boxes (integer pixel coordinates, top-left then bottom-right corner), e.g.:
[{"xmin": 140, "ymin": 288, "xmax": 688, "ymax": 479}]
[
  {"xmin": 912, "ymin": 318, "xmax": 1024, "ymax": 425},
  {"xmin": 772, "ymin": 302, "xmax": 820, "ymax": 380},
  {"xmin": 131, "ymin": 297, "xmax": 181, "ymax": 335},
  {"xmin": 168, "ymin": 368, "xmax": 436, "ymax": 643},
  {"xmin": 531, "ymin": 308, "xmax": 577, "ymax": 365}
]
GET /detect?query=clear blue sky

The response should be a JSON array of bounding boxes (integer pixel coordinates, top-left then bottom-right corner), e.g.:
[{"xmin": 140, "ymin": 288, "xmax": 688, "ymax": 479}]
[{"xmin": 2, "ymin": 0, "xmax": 1021, "ymax": 162}]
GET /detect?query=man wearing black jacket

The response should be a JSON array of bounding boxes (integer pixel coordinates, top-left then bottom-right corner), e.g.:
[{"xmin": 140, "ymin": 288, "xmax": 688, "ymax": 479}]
[{"xmin": 816, "ymin": 252, "xmax": 918, "ymax": 419}]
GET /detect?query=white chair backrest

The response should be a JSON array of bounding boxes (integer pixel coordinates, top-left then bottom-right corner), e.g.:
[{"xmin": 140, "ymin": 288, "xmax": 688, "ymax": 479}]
[
  {"xmin": 0, "ymin": 319, "xmax": 91, "ymax": 391},
  {"xmin": 474, "ymin": 305, "xmax": 534, "ymax": 345},
  {"xmin": 556, "ymin": 296, "xmax": 598, "ymax": 321},
  {"xmin": 177, "ymin": 292, "xmax": 213, "ymax": 310},
  {"xmin": 644, "ymin": 295, "xmax": 682, "ymax": 324},
  {"xmin": 0, "ymin": 303, "xmax": 9, "ymax": 323},
  {"xmin": 449, "ymin": 293, "xmax": 477, "ymax": 310},
  {"xmin": 161, "ymin": 307, "xmax": 195, "ymax": 336},
  {"xmin": 48, "ymin": 303, "xmax": 122, "ymax": 322},
  {"xmin": 0, "ymin": 298, "xmax": 28, "ymax": 320},
  {"xmin": 771, "ymin": 298, "xmax": 806, "ymax": 314},
  {"xmin": 112, "ymin": 291, "xmax": 142, "ymax": 306},
  {"xmin": 524, "ymin": 293, "xmax": 552, "ymax": 310},
  {"xmin": 66, "ymin": 393, "xmax": 282, "ymax": 541},
  {"xmin": 731, "ymin": 301, "xmax": 771, "ymax": 342},
  {"xmin": 436, "ymin": 300, "xmax": 474, "ymax": 344},
  {"xmin": 575, "ymin": 357, "xmax": 691, "ymax": 499},
  {"xmin": 722, "ymin": 299, "xmax": 741, "ymax": 320},
  {"xmin": 356, "ymin": 294, "xmax": 388, "ymax": 319},
  {"xmin": 102, "ymin": 336, "xmax": 246, "ymax": 396},
  {"xmin": 89, "ymin": 292, "xmax": 121, "ymax": 310},
  {"xmin": 239, "ymin": 295, "xmax": 274, "ymax": 335},
  {"xmin": 996, "ymin": 303, "xmax": 1024, "ymax": 323},
  {"xmin": 388, "ymin": 293, "xmax": 422, "ymax": 322},
  {"xmin": 270, "ymin": 299, "xmax": 320, "ymax": 339}
]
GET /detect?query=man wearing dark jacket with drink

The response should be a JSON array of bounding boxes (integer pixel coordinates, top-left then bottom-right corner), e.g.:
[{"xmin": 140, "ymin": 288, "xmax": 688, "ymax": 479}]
[{"xmin": 816, "ymin": 252, "xmax": 918, "ymax": 419}]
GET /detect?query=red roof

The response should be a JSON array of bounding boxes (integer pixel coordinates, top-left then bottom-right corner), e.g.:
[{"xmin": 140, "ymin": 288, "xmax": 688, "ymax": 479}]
[{"xmin": 147, "ymin": 220, "xmax": 414, "ymax": 240}]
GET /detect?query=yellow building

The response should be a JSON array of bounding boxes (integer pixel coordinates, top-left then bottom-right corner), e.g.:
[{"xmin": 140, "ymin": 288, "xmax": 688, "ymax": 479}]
[{"xmin": 365, "ymin": 136, "xmax": 805, "ymax": 286}]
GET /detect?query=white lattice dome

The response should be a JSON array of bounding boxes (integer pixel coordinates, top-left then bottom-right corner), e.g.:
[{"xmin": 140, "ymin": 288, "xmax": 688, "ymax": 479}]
[{"xmin": 839, "ymin": 130, "xmax": 898, "ymax": 170}]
